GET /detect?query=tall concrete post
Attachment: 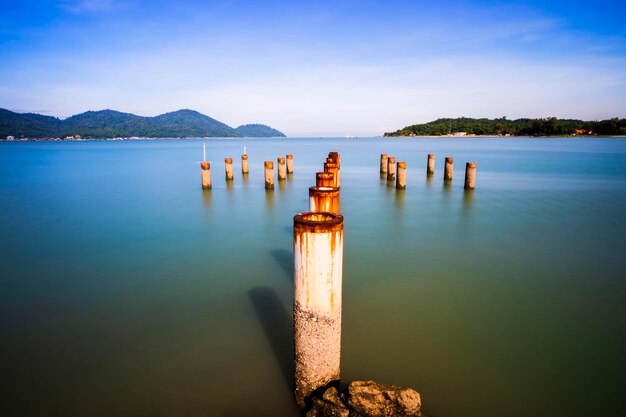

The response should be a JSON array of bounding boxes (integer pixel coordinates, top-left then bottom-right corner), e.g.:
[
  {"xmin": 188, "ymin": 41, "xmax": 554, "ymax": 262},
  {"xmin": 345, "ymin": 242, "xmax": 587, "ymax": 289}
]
[
  {"xmin": 241, "ymin": 154, "xmax": 249, "ymax": 174},
  {"xmin": 293, "ymin": 212, "xmax": 344, "ymax": 408},
  {"xmin": 444, "ymin": 157, "xmax": 454, "ymax": 181},
  {"xmin": 427, "ymin": 154, "xmax": 435, "ymax": 176},
  {"xmin": 380, "ymin": 154, "xmax": 388, "ymax": 174},
  {"xmin": 200, "ymin": 162, "xmax": 211, "ymax": 189},
  {"xmin": 286, "ymin": 154, "xmax": 294, "ymax": 174},
  {"xmin": 264, "ymin": 161, "xmax": 274, "ymax": 189},
  {"xmin": 316, "ymin": 172, "xmax": 335, "ymax": 187},
  {"xmin": 387, "ymin": 156, "xmax": 396, "ymax": 181},
  {"xmin": 225, "ymin": 158, "xmax": 234, "ymax": 180},
  {"xmin": 396, "ymin": 161, "xmax": 407, "ymax": 189},
  {"xmin": 324, "ymin": 162, "xmax": 340, "ymax": 188},
  {"xmin": 328, "ymin": 152, "xmax": 340, "ymax": 167},
  {"xmin": 464, "ymin": 162, "xmax": 476, "ymax": 190},
  {"xmin": 309, "ymin": 187, "xmax": 340, "ymax": 214},
  {"xmin": 278, "ymin": 157, "xmax": 287, "ymax": 180}
]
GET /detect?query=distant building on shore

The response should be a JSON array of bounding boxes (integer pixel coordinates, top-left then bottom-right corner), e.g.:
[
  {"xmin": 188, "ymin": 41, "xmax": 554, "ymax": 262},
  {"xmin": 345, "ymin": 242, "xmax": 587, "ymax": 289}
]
[{"xmin": 6, "ymin": 135, "xmax": 15, "ymax": 141}]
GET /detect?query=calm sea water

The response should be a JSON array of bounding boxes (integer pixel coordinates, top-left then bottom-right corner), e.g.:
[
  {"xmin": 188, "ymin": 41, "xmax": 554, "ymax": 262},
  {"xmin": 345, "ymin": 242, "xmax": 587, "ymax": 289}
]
[{"xmin": 1, "ymin": 137, "xmax": 625, "ymax": 417}]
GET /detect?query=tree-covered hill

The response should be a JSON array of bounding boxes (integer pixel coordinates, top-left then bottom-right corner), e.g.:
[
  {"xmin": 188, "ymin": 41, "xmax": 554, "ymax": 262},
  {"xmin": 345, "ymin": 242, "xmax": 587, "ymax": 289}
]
[
  {"xmin": 384, "ymin": 117, "xmax": 626, "ymax": 137},
  {"xmin": 0, "ymin": 108, "xmax": 286, "ymax": 138}
]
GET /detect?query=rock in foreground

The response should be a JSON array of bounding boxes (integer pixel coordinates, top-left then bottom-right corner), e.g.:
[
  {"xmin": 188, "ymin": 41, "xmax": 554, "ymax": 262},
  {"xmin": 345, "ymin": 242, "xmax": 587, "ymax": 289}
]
[{"xmin": 306, "ymin": 380, "xmax": 423, "ymax": 417}]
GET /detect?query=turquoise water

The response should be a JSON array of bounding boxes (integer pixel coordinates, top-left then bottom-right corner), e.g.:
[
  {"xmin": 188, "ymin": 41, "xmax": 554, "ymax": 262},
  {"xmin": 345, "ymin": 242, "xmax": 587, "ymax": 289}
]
[{"xmin": 1, "ymin": 138, "xmax": 625, "ymax": 416}]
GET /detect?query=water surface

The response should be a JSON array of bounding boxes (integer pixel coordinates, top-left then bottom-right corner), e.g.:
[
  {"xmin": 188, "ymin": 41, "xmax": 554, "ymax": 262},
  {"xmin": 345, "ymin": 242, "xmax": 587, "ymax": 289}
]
[{"xmin": 1, "ymin": 137, "xmax": 625, "ymax": 416}]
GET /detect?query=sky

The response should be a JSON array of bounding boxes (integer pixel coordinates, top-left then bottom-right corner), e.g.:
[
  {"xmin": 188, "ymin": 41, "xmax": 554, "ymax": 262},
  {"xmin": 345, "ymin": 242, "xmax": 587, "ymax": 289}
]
[{"xmin": 0, "ymin": 0, "xmax": 625, "ymax": 136}]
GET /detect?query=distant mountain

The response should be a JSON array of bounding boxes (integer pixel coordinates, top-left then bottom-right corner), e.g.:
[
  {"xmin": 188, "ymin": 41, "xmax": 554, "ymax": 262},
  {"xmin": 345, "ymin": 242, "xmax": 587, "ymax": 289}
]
[{"xmin": 0, "ymin": 108, "xmax": 286, "ymax": 138}]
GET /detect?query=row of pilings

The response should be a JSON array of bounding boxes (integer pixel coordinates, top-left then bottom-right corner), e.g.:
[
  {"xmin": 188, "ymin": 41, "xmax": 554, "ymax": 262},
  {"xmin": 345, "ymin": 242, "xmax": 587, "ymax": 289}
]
[
  {"xmin": 380, "ymin": 153, "xmax": 476, "ymax": 189},
  {"xmin": 294, "ymin": 151, "xmax": 343, "ymax": 409},
  {"xmin": 200, "ymin": 154, "xmax": 294, "ymax": 189}
]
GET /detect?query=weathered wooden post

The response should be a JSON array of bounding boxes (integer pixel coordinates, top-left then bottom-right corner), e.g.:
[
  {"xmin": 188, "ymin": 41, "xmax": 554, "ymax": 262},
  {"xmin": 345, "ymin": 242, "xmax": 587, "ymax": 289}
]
[
  {"xmin": 278, "ymin": 157, "xmax": 287, "ymax": 180},
  {"xmin": 293, "ymin": 212, "xmax": 344, "ymax": 408},
  {"xmin": 286, "ymin": 154, "xmax": 294, "ymax": 174},
  {"xmin": 309, "ymin": 186, "xmax": 340, "ymax": 214},
  {"xmin": 324, "ymin": 162, "xmax": 340, "ymax": 188},
  {"xmin": 444, "ymin": 157, "xmax": 454, "ymax": 181},
  {"xmin": 396, "ymin": 161, "xmax": 407, "ymax": 189},
  {"xmin": 316, "ymin": 172, "xmax": 335, "ymax": 187},
  {"xmin": 241, "ymin": 154, "xmax": 249, "ymax": 174},
  {"xmin": 264, "ymin": 161, "xmax": 274, "ymax": 189},
  {"xmin": 464, "ymin": 162, "xmax": 476, "ymax": 189},
  {"xmin": 200, "ymin": 162, "xmax": 211, "ymax": 189},
  {"xmin": 380, "ymin": 154, "xmax": 388, "ymax": 174},
  {"xmin": 427, "ymin": 154, "xmax": 435, "ymax": 176},
  {"xmin": 225, "ymin": 158, "xmax": 234, "ymax": 180},
  {"xmin": 387, "ymin": 156, "xmax": 396, "ymax": 181}
]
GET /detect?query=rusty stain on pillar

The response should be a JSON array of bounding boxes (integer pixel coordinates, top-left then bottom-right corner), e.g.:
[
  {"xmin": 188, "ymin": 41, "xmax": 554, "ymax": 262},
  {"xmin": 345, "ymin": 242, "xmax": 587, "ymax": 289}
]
[
  {"xmin": 309, "ymin": 186, "xmax": 340, "ymax": 214},
  {"xmin": 278, "ymin": 157, "xmax": 287, "ymax": 180},
  {"xmin": 293, "ymin": 212, "xmax": 344, "ymax": 409},
  {"xmin": 286, "ymin": 154, "xmax": 294, "ymax": 174},
  {"xmin": 225, "ymin": 158, "xmax": 234, "ymax": 180},
  {"xmin": 200, "ymin": 161, "xmax": 211, "ymax": 189},
  {"xmin": 241, "ymin": 154, "xmax": 249, "ymax": 174},
  {"xmin": 387, "ymin": 156, "xmax": 396, "ymax": 181},
  {"xmin": 324, "ymin": 162, "xmax": 340, "ymax": 188},
  {"xmin": 427, "ymin": 154, "xmax": 435, "ymax": 176},
  {"xmin": 328, "ymin": 152, "xmax": 340, "ymax": 167},
  {"xmin": 380, "ymin": 154, "xmax": 388, "ymax": 174},
  {"xmin": 396, "ymin": 161, "xmax": 407, "ymax": 189},
  {"xmin": 264, "ymin": 161, "xmax": 274, "ymax": 189},
  {"xmin": 316, "ymin": 172, "xmax": 335, "ymax": 187},
  {"xmin": 464, "ymin": 162, "xmax": 476, "ymax": 190},
  {"xmin": 444, "ymin": 157, "xmax": 454, "ymax": 181}
]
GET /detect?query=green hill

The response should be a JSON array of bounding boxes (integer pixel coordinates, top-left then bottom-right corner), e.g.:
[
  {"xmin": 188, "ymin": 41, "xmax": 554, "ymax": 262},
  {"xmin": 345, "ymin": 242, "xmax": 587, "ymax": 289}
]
[
  {"xmin": 0, "ymin": 108, "xmax": 286, "ymax": 139},
  {"xmin": 384, "ymin": 117, "xmax": 626, "ymax": 137}
]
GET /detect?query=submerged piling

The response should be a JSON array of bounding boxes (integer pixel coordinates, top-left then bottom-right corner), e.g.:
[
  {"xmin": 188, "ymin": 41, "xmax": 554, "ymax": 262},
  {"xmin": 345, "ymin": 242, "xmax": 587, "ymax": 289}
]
[
  {"xmin": 278, "ymin": 157, "xmax": 287, "ymax": 180},
  {"xmin": 200, "ymin": 161, "xmax": 211, "ymax": 189},
  {"xmin": 380, "ymin": 154, "xmax": 388, "ymax": 174},
  {"xmin": 309, "ymin": 186, "xmax": 340, "ymax": 214},
  {"xmin": 264, "ymin": 161, "xmax": 274, "ymax": 189},
  {"xmin": 464, "ymin": 162, "xmax": 476, "ymax": 190},
  {"xmin": 293, "ymin": 212, "xmax": 344, "ymax": 408},
  {"xmin": 396, "ymin": 161, "xmax": 407, "ymax": 189},
  {"xmin": 241, "ymin": 154, "xmax": 249, "ymax": 174},
  {"xmin": 427, "ymin": 154, "xmax": 435, "ymax": 176},
  {"xmin": 444, "ymin": 157, "xmax": 454, "ymax": 181},
  {"xmin": 225, "ymin": 158, "xmax": 234, "ymax": 180},
  {"xmin": 316, "ymin": 172, "xmax": 335, "ymax": 187},
  {"xmin": 387, "ymin": 156, "xmax": 396, "ymax": 181},
  {"xmin": 287, "ymin": 154, "xmax": 294, "ymax": 174}
]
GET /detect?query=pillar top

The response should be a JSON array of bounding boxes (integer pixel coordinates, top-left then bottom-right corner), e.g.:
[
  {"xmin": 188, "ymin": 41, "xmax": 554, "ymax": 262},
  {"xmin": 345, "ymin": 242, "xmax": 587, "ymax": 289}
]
[
  {"xmin": 277, "ymin": 157, "xmax": 285, "ymax": 163},
  {"xmin": 309, "ymin": 186, "xmax": 339, "ymax": 195},
  {"xmin": 467, "ymin": 162, "xmax": 476, "ymax": 168},
  {"xmin": 294, "ymin": 212, "xmax": 343, "ymax": 232},
  {"xmin": 200, "ymin": 161, "xmax": 210, "ymax": 169},
  {"xmin": 428, "ymin": 153, "xmax": 435, "ymax": 158},
  {"xmin": 241, "ymin": 154, "xmax": 248, "ymax": 160},
  {"xmin": 225, "ymin": 157, "xmax": 233, "ymax": 163},
  {"xmin": 286, "ymin": 154, "xmax": 293, "ymax": 159},
  {"xmin": 388, "ymin": 156, "xmax": 396, "ymax": 162},
  {"xmin": 264, "ymin": 161, "xmax": 274, "ymax": 168},
  {"xmin": 397, "ymin": 161, "xmax": 407, "ymax": 168},
  {"xmin": 445, "ymin": 157, "xmax": 454, "ymax": 163}
]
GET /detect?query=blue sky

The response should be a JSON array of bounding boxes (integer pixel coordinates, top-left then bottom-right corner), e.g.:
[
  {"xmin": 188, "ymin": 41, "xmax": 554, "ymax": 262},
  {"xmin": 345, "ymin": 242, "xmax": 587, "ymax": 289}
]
[{"xmin": 1, "ymin": 0, "xmax": 625, "ymax": 136}]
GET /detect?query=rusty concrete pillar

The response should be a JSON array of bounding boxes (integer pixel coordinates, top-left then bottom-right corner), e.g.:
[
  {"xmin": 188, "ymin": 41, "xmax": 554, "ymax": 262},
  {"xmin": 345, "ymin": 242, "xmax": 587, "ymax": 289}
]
[
  {"xmin": 324, "ymin": 162, "xmax": 340, "ymax": 188},
  {"xmin": 380, "ymin": 154, "xmax": 388, "ymax": 174},
  {"xmin": 328, "ymin": 152, "xmax": 340, "ymax": 167},
  {"xmin": 200, "ymin": 161, "xmax": 211, "ymax": 189},
  {"xmin": 309, "ymin": 186, "xmax": 340, "ymax": 214},
  {"xmin": 241, "ymin": 154, "xmax": 249, "ymax": 174},
  {"xmin": 277, "ymin": 157, "xmax": 286, "ymax": 180},
  {"xmin": 316, "ymin": 172, "xmax": 335, "ymax": 187},
  {"xmin": 427, "ymin": 154, "xmax": 435, "ymax": 176},
  {"xmin": 225, "ymin": 158, "xmax": 234, "ymax": 180},
  {"xmin": 396, "ymin": 161, "xmax": 406, "ymax": 189},
  {"xmin": 444, "ymin": 157, "xmax": 454, "ymax": 181},
  {"xmin": 286, "ymin": 154, "xmax": 294, "ymax": 174},
  {"xmin": 387, "ymin": 156, "xmax": 396, "ymax": 181},
  {"xmin": 264, "ymin": 161, "xmax": 274, "ymax": 189},
  {"xmin": 293, "ymin": 212, "xmax": 344, "ymax": 408},
  {"xmin": 464, "ymin": 162, "xmax": 476, "ymax": 190}
]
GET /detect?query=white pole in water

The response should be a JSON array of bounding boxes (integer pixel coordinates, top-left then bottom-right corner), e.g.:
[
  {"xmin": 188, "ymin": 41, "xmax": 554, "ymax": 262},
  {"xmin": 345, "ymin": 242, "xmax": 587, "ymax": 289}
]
[
  {"xmin": 203, "ymin": 143, "xmax": 206, "ymax": 162},
  {"xmin": 244, "ymin": 146, "xmax": 247, "ymax": 154}
]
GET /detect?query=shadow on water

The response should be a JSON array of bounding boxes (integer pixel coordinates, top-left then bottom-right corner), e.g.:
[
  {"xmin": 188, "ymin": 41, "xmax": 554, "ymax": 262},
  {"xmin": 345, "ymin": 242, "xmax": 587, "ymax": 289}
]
[
  {"xmin": 242, "ymin": 172, "xmax": 249, "ymax": 189},
  {"xmin": 271, "ymin": 249, "xmax": 293, "ymax": 281},
  {"xmin": 462, "ymin": 189, "xmax": 475, "ymax": 213},
  {"xmin": 248, "ymin": 287, "xmax": 294, "ymax": 392},
  {"xmin": 202, "ymin": 190, "xmax": 212, "ymax": 212},
  {"xmin": 278, "ymin": 178, "xmax": 287, "ymax": 191},
  {"xmin": 395, "ymin": 189, "xmax": 405, "ymax": 214},
  {"xmin": 443, "ymin": 180, "xmax": 453, "ymax": 196},
  {"xmin": 265, "ymin": 189, "xmax": 275, "ymax": 213}
]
